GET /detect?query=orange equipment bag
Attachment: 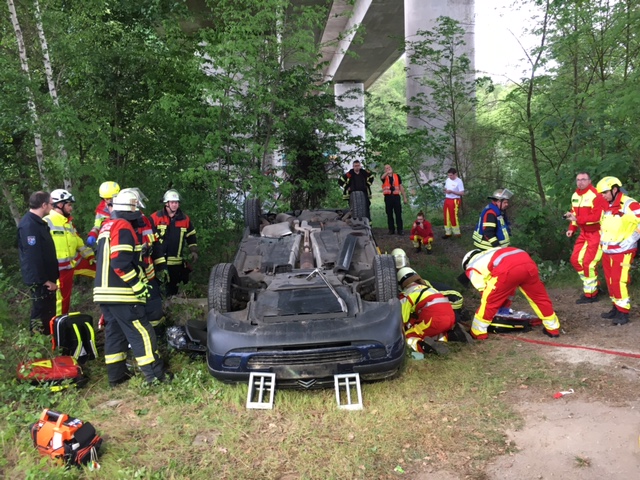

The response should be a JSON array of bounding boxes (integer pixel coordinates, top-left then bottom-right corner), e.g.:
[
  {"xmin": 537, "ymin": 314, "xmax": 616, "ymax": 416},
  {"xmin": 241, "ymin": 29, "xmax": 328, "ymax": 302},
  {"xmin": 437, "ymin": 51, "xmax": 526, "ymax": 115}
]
[{"xmin": 30, "ymin": 409, "xmax": 102, "ymax": 467}]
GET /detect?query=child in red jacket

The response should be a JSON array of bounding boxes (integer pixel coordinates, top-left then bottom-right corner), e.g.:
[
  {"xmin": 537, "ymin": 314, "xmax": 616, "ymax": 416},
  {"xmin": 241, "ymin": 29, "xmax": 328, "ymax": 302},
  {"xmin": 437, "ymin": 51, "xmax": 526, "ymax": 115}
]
[{"xmin": 410, "ymin": 211, "xmax": 434, "ymax": 254}]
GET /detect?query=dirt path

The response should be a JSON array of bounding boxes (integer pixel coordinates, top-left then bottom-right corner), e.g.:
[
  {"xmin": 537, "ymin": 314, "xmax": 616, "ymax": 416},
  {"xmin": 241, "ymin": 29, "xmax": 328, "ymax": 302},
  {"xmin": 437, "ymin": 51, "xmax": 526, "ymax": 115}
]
[{"xmin": 374, "ymin": 227, "xmax": 640, "ymax": 479}]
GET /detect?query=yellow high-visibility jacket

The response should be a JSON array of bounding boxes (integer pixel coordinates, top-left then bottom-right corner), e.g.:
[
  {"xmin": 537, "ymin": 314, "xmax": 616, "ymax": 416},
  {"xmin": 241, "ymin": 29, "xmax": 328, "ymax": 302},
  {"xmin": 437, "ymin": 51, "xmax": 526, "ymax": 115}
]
[
  {"xmin": 600, "ymin": 194, "xmax": 640, "ymax": 254},
  {"xmin": 44, "ymin": 210, "xmax": 94, "ymax": 271}
]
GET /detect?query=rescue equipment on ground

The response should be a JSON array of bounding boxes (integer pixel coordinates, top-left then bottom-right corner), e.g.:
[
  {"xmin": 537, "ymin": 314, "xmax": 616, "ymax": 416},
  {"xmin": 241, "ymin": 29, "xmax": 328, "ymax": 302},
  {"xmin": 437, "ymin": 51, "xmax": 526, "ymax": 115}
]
[
  {"xmin": 489, "ymin": 308, "xmax": 543, "ymax": 333},
  {"xmin": 17, "ymin": 356, "xmax": 87, "ymax": 391},
  {"xmin": 50, "ymin": 312, "xmax": 98, "ymax": 364},
  {"xmin": 30, "ymin": 409, "xmax": 102, "ymax": 468}
]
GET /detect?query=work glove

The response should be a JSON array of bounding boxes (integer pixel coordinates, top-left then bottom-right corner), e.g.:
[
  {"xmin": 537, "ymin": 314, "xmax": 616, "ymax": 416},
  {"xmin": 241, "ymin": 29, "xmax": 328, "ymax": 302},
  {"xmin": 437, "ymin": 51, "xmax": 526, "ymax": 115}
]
[
  {"xmin": 156, "ymin": 269, "xmax": 170, "ymax": 284},
  {"xmin": 131, "ymin": 281, "xmax": 151, "ymax": 300},
  {"xmin": 86, "ymin": 236, "xmax": 96, "ymax": 247},
  {"xmin": 190, "ymin": 251, "xmax": 199, "ymax": 263},
  {"xmin": 497, "ymin": 307, "xmax": 514, "ymax": 315},
  {"xmin": 89, "ymin": 257, "xmax": 96, "ymax": 266}
]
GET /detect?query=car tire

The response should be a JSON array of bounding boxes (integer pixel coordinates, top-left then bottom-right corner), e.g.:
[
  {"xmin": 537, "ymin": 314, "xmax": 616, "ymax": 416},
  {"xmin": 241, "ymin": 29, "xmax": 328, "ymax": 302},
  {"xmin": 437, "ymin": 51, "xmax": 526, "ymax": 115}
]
[
  {"xmin": 244, "ymin": 199, "xmax": 261, "ymax": 235},
  {"xmin": 208, "ymin": 263, "xmax": 239, "ymax": 313},
  {"xmin": 350, "ymin": 191, "xmax": 369, "ymax": 219},
  {"xmin": 374, "ymin": 254, "xmax": 398, "ymax": 302}
]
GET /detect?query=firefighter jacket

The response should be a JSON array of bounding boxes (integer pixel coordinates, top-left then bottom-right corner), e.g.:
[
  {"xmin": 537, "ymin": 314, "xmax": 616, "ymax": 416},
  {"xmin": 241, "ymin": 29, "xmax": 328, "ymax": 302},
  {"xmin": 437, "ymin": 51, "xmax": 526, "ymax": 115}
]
[
  {"xmin": 568, "ymin": 185, "xmax": 606, "ymax": 234},
  {"xmin": 44, "ymin": 210, "xmax": 94, "ymax": 272},
  {"xmin": 137, "ymin": 214, "xmax": 166, "ymax": 282},
  {"xmin": 18, "ymin": 212, "xmax": 59, "ymax": 285},
  {"xmin": 410, "ymin": 220, "xmax": 434, "ymax": 242},
  {"xmin": 93, "ymin": 218, "xmax": 147, "ymax": 304},
  {"xmin": 381, "ymin": 173, "xmax": 402, "ymax": 196},
  {"xmin": 600, "ymin": 193, "xmax": 640, "ymax": 254},
  {"xmin": 338, "ymin": 168, "xmax": 374, "ymax": 200},
  {"xmin": 464, "ymin": 247, "xmax": 524, "ymax": 292},
  {"xmin": 150, "ymin": 208, "xmax": 197, "ymax": 266},
  {"xmin": 473, "ymin": 203, "xmax": 511, "ymax": 250},
  {"xmin": 87, "ymin": 199, "xmax": 110, "ymax": 241},
  {"xmin": 399, "ymin": 282, "xmax": 451, "ymax": 328}
]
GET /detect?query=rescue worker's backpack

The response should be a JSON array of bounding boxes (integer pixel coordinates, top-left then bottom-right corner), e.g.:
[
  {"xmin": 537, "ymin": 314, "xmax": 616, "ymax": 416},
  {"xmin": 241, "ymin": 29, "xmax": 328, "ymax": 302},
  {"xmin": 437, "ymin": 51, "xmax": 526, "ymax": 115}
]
[
  {"xmin": 17, "ymin": 356, "xmax": 87, "ymax": 391},
  {"xmin": 50, "ymin": 313, "xmax": 98, "ymax": 364},
  {"xmin": 490, "ymin": 310, "xmax": 543, "ymax": 333},
  {"xmin": 30, "ymin": 409, "xmax": 102, "ymax": 467}
]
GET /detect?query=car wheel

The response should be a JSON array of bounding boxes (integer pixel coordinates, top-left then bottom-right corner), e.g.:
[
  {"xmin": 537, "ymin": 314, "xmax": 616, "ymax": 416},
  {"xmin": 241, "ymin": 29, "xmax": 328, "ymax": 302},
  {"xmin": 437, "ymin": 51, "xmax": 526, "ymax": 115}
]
[
  {"xmin": 350, "ymin": 191, "xmax": 369, "ymax": 219},
  {"xmin": 374, "ymin": 254, "xmax": 398, "ymax": 302},
  {"xmin": 208, "ymin": 263, "xmax": 239, "ymax": 313},
  {"xmin": 244, "ymin": 199, "xmax": 261, "ymax": 235}
]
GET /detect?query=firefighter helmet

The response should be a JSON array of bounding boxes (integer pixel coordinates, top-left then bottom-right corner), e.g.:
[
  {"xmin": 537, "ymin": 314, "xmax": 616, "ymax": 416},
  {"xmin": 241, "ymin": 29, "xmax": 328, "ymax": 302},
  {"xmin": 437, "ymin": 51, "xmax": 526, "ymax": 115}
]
[
  {"xmin": 119, "ymin": 187, "xmax": 146, "ymax": 210},
  {"xmin": 391, "ymin": 248, "xmax": 410, "ymax": 269},
  {"xmin": 50, "ymin": 189, "xmax": 75, "ymax": 204},
  {"xmin": 99, "ymin": 181, "xmax": 120, "ymax": 200},
  {"xmin": 112, "ymin": 190, "xmax": 140, "ymax": 212},
  {"xmin": 596, "ymin": 176, "xmax": 621, "ymax": 193},
  {"xmin": 462, "ymin": 249, "xmax": 482, "ymax": 270},
  {"xmin": 397, "ymin": 267, "xmax": 421, "ymax": 288},
  {"xmin": 488, "ymin": 188, "xmax": 514, "ymax": 201},
  {"xmin": 163, "ymin": 189, "xmax": 181, "ymax": 203}
]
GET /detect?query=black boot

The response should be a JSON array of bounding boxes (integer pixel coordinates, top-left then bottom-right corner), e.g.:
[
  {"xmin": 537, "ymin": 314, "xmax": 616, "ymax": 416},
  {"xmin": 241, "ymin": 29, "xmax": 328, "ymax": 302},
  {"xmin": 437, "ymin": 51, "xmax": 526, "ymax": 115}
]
[
  {"xmin": 601, "ymin": 306, "xmax": 618, "ymax": 319},
  {"xmin": 612, "ymin": 311, "xmax": 629, "ymax": 325}
]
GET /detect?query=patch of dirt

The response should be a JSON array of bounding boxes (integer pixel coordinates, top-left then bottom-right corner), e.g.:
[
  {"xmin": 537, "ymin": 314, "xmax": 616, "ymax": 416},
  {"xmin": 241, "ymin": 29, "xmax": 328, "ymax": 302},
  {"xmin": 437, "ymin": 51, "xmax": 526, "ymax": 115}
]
[{"xmin": 374, "ymin": 225, "xmax": 640, "ymax": 479}]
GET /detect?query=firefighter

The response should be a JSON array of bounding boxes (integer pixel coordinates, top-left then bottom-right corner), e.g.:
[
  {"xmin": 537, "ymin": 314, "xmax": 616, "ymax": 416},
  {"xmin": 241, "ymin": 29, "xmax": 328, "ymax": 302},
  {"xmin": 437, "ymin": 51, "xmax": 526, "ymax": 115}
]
[
  {"xmin": 461, "ymin": 248, "xmax": 561, "ymax": 339},
  {"xmin": 564, "ymin": 172, "xmax": 606, "ymax": 304},
  {"xmin": 596, "ymin": 176, "xmax": 640, "ymax": 325},
  {"xmin": 44, "ymin": 189, "xmax": 95, "ymax": 315},
  {"xmin": 94, "ymin": 189, "xmax": 167, "ymax": 386},
  {"xmin": 86, "ymin": 181, "xmax": 120, "ymax": 247},
  {"xmin": 410, "ymin": 211, "xmax": 434, "ymax": 254},
  {"xmin": 18, "ymin": 191, "xmax": 59, "ymax": 334},
  {"xmin": 391, "ymin": 248, "xmax": 410, "ymax": 269},
  {"xmin": 397, "ymin": 267, "xmax": 456, "ymax": 354},
  {"xmin": 472, "ymin": 189, "xmax": 513, "ymax": 250},
  {"xmin": 119, "ymin": 188, "xmax": 168, "ymax": 336},
  {"xmin": 151, "ymin": 189, "xmax": 198, "ymax": 297},
  {"xmin": 338, "ymin": 160, "xmax": 374, "ymax": 218},
  {"xmin": 443, "ymin": 168, "xmax": 464, "ymax": 238}
]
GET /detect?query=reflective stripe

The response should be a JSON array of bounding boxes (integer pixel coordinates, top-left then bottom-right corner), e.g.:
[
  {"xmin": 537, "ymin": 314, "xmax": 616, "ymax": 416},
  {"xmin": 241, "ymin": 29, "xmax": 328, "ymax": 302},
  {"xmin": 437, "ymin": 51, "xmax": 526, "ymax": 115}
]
[
  {"xmin": 492, "ymin": 248, "xmax": 524, "ymax": 266},
  {"xmin": 105, "ymin": 352, "xmax": 127, "ymax": 364},
  {"xmin": 132, "ymin": 320, "xmax": 155, "ymax": 366}
]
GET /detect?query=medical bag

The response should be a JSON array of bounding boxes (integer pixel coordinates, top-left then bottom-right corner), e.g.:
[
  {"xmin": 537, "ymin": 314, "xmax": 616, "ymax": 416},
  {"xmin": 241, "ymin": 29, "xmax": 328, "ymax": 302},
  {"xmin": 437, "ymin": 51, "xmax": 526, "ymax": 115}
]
[
  {"xmin": 17, "ymin": 356, "xmax": 87, "ymax": 391},
  {"xmin": 50, "ymin": 312, "xmax": 98, "ymax": 364}
]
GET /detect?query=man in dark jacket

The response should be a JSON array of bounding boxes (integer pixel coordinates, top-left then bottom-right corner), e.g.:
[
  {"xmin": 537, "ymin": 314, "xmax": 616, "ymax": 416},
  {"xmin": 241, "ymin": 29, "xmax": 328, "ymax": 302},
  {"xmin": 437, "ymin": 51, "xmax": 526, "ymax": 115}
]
[
  {"xmin": 18, "ymin": 191, "xmax": 59, "ymax": 334},
  {"xmin": 338, "ymin": 160, "xmax": 374, "ymax": 218}
]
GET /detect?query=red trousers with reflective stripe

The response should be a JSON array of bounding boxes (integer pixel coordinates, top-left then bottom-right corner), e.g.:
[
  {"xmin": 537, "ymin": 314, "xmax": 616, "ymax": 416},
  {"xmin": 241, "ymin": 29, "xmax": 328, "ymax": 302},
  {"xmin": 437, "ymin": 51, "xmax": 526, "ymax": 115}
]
[
  {"xmin": 443, "ymin": 198, "xmax": 461, "ymax": 235},
  {"xmin": 56, "ymin": 269, "xmax": 74, "ymax": 316},
  {"xmin": 570, "ymin": 230, "xmax": 602, "ymax": 296},
  {"xmin": 602, "ymin": 250, "xmax": 636, "ymax": 313},
  {"xmin": 406, "ymin": 302, "xmax": 456, "ymax": 339},
  {"xmin": 478, "ymin": 255, "xmax": 555, "ymax": 323}
]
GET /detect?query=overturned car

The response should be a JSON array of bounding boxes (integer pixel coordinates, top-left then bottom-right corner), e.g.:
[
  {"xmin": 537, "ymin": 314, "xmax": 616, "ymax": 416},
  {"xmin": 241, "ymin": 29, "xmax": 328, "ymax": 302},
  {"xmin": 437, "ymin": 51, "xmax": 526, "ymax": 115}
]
[{"xmin": 190, "ymin": 199, "xmax": 405, "ymax": 389}]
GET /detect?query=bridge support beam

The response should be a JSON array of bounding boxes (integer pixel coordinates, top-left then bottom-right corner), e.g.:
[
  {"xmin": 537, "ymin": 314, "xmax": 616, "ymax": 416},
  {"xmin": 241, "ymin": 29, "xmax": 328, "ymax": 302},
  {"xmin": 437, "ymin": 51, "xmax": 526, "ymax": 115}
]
[{"xmin": 335, "ymin": 82, "xmax": 365, "ymax": 166}]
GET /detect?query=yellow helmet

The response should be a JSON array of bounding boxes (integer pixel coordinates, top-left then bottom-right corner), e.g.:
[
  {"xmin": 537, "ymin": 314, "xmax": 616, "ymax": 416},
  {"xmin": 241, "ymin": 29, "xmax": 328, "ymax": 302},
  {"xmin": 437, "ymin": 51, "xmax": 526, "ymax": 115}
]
[
  {"xmin": 391, "ymin": 248, "xmax": 410, "ymax": 269},
  {"xmin": 596, "ymin": 176, "xmax": 621, "ymax": 193},
  {"xmin": 99, "ymin": 181, "xmax": 120, "ymax": 200}
]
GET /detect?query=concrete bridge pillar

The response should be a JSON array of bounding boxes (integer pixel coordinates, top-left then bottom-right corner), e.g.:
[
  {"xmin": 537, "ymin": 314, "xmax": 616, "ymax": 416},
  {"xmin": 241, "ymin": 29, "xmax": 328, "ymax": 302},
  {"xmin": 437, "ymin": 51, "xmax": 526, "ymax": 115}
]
[
  {"xmin": 335, "ymin": 82, "xmax": 365, "ymax": 166},
  {"xmin": 404, "ymin": 0, "xmax": 475, "ymax": 176}
]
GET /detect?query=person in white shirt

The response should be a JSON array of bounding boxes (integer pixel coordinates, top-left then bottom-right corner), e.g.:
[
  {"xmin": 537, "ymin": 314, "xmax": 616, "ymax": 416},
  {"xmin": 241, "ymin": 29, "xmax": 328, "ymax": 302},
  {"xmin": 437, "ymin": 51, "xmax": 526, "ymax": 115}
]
[{"xmin": 443, "ymin": 168, "xmax": 465, "ymax": 238}]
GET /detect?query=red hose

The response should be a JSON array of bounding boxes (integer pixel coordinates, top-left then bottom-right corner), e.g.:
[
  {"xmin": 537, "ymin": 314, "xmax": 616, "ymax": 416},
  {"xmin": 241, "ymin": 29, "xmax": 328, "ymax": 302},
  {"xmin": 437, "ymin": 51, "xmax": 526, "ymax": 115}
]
[{"xmin": 498, "ymin": 334, "xmax": 640, "ymax": 359}]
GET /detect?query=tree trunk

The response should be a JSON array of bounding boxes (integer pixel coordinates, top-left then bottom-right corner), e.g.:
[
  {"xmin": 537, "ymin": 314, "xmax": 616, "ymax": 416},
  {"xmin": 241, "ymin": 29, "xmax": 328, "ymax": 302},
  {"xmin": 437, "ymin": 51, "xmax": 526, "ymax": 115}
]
[
  {"xmin": 33, "ymin": 0, "xmax": 71, "ymax": 189},
  {"xmin": 1, "ymin": 178, "xmax": 22, "ymax": 226},
  {"xmin": 7, "ymin": 0, "xmax": 49, "ymax": 190}
]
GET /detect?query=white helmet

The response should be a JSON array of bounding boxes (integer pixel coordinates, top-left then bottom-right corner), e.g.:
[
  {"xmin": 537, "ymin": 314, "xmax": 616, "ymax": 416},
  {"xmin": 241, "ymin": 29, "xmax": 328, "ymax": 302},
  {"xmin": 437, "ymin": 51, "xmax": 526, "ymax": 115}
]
[
  {"xmin": 119, "ymin": 188, "xmax": 147, "ymax": 210},
  {"xmin": 50, "ymin": 189, "xmax": 75, "ymax": 204},
  {"xmin": 391, "ymin": 248, "xmax": 410, "ymax": 269},
  {"xmin": 112, "ymin": 190, "xmax": 140, "ymax": 212},
  {"xmin": 397, "ymin": 267, "xmax": 420, "ymax": 288},
  {"xmin": 462, "ymin": 249, "xmax": 482, "ymax": 270},
  {"xmin": 488, "ymin": 188, "xmax": 514, "ymax": 201},
  {"xmin": 163, "ymin": 189, "xmax": 181, "ymax": 203}
]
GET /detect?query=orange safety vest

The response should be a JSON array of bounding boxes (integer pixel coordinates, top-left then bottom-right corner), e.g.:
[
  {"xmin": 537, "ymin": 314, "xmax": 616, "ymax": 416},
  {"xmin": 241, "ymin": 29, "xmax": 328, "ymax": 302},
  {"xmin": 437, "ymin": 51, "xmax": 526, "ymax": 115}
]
[{"xmin": 381, "ymin": 174, "xmax": 401, "ymax": 195}]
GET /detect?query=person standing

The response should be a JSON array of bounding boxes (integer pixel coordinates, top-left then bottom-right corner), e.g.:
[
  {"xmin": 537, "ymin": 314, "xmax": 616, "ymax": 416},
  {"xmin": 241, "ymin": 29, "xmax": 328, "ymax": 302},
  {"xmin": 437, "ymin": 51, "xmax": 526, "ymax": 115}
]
[
  {"xmin": 443, "ymin": 168, "xmax": 464, "ymax": 238},
  {"xmin": 472, "ymin": 189, "xmax": 513, "ymax": 250},
  {"xmin": 151, "ymin": 189, "xmax": 198, "ymax": 297},
  {"xmin": 595, "ymin": 177, "xmax": 640, "ymax": 325},
  {"xmin": 18, "ymin": 191, "xmax": 59, "ymax": 334},
  {"xmin": 338, "ymin": 160, "xmax": 374, "ymax": 217},
  {"xmin": 44, "ymin": 189, "xmax": 96, "ymax": 315},
  {"xmin": 461, "ymin": 247, "xmax": 561, "ymax": 340},
  {"xmin": 380, "ymin": 164, "xmax": 408, "ymax": 235},
  {"xmin": 86, "ymin": 181, "xmax": 120, "ymax": 247},
  {"xmin": 94, "ymin": 189, "xmax": 167, "ymax": 386},
  {"xmin": 409, "ymin": 211, "xmax": 434, "ymax": 254},
  {"xmin": 564, "ymin": 172, "xmax": 606, "ymax": 304}
]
